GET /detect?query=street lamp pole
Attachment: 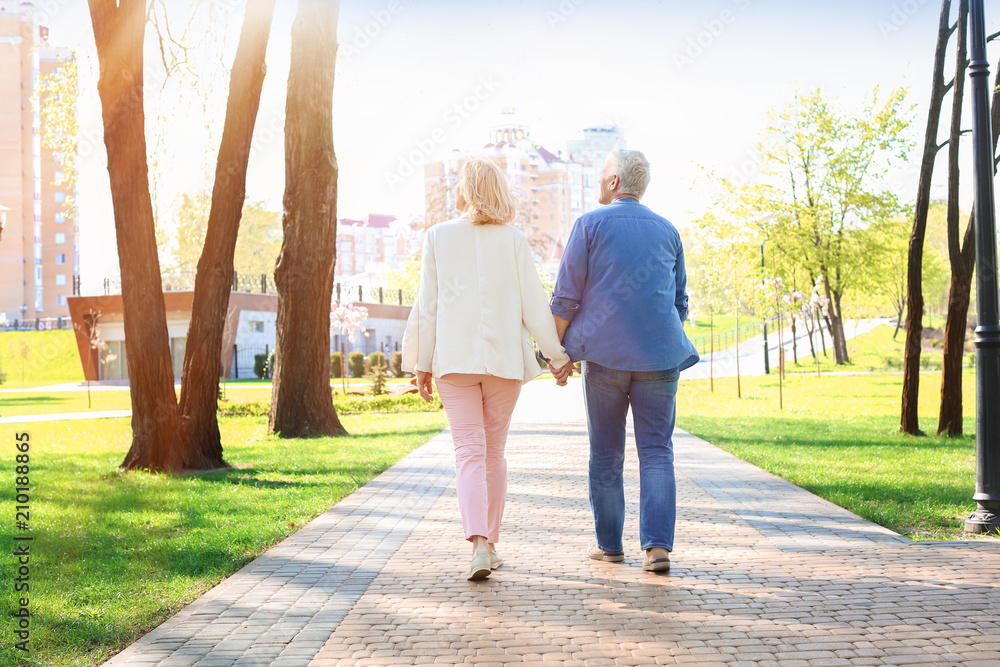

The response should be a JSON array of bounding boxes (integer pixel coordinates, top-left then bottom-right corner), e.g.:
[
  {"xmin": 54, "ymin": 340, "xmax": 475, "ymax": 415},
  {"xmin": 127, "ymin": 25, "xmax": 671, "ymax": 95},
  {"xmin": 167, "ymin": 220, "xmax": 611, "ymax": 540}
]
[
  {"xmin": 761, "ymin": 242, "xmax": 770, "ymax": 375},
  {"xmin": 966, "ymin": 0, "xmax": 1000, "ymax": 534}
]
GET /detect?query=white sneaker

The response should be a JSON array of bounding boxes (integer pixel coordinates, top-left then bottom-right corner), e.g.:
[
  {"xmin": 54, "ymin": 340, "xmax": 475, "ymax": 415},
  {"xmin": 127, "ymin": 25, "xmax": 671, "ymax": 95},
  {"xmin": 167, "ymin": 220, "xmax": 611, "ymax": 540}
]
[
  {"xmin": 465, "ymin": 551, "xmax": 492, "ymax": 580},
  {"xmin": 488, "ymin": 545, "xmax": 503, "ymax": 569}
]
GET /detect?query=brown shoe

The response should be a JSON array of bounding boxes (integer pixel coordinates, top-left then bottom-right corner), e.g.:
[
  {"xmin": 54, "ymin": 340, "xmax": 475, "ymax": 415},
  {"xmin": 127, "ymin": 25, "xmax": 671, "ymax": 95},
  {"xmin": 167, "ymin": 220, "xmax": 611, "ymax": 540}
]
[
  {"xmin": 643, "ymin": 547, "xmax": 671, "ymax": 572},
  {"xmin": 588, "ymin": 541, "xmax": 625, "ymax": 562}
]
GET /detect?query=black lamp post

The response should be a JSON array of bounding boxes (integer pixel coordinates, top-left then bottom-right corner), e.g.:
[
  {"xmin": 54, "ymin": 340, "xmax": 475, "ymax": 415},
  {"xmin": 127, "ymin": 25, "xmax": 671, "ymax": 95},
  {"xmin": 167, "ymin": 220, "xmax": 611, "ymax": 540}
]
[
  {"xmin": 761, "ymin": 242, "xmax": 770, "ymax": 375},
  {"xmin": 966, "ymin": 0, "xmax": 1000, "ymax": 534}
]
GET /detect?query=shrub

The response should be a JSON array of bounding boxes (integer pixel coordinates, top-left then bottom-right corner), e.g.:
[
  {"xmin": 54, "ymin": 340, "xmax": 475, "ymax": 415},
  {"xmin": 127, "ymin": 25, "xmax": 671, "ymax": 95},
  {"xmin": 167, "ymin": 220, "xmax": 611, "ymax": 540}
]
[
  {"xmin": 253, "ymin": 353, "xmax": 268, "ymax": 379},
  {"xmin": 370, "ymin": 361, "xmax": 388, "ymax": 396},
  {"xmin": 348, "ymin": 351, "xmax": 366, "ymax": 378},
  {"xmin": 330, "ymin": 352, "xmax": 344, "ymax": 378},
  {"xmin": 390, "ymin": 350, "xmax": 403, "ymax": 377},
  {"xmin": 368, "ymin": 351, "xmax": 385, "ymax": 370},
  {"xmin": 216, "ymin": 393, "xmax": 443, "ymax": 416}
]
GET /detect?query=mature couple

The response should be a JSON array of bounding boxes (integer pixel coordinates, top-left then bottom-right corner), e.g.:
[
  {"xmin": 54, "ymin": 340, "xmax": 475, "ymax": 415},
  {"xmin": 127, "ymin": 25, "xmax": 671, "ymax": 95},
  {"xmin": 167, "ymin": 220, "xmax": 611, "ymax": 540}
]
[{"xmin": 402, "ymin": 149, "xmax": 698, "ymax": 580}]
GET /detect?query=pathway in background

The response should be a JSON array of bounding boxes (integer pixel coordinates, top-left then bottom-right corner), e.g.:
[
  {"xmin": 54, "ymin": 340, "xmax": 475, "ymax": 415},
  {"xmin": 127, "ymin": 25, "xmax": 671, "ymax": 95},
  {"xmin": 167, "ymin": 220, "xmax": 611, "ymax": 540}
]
[
  {"xmin": 104, "ymin": 378, "xmax": 999, "ymax": 666},
  {"xmin": 683, "ymin": 317, "xmax": 890, "ymax": 381}
]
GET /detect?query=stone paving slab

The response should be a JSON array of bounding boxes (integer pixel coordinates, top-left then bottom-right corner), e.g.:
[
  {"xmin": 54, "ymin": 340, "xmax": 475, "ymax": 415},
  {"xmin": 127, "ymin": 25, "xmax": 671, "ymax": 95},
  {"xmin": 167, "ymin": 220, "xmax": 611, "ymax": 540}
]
[{"xmin": 104, "ymin": 382, "xmax": 1000, "ymax": 667}]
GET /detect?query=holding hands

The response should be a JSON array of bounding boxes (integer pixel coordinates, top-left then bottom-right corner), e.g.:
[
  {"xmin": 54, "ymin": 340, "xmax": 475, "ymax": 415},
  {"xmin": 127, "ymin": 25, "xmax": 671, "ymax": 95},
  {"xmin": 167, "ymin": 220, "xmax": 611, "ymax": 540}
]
[{"xmin": 548, "ymin": 360, "xmax": 576, "ymax": 386}]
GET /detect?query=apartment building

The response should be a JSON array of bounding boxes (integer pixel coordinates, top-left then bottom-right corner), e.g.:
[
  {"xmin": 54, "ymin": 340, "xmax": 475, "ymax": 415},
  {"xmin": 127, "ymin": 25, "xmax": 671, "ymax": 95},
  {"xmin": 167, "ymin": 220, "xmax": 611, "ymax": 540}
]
[
  {"xmin": 0, "ymin": 1, "xmax": 76, "ymax": 321},
  {"xmin": 334, "ymin": 213, "xmax": 423, "ymax": 280},
  {"xmin": 424, "ymin": 120, "xmax": 622, "ymax": 258}
]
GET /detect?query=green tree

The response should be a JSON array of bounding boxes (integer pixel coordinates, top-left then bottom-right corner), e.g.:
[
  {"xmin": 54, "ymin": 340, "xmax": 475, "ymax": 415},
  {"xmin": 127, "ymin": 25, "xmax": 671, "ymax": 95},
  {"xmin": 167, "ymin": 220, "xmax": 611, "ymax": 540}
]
[
  {"xmin": 699, "ymin": 87, "xmax": 913, "ymax": 365},
  {"xmin": 159, "ymin": 191, "xmax": 281, "ymax": 286},
  {"xmin": 38, "ymin": 57, "xmax": 78, "ymax": 215}
]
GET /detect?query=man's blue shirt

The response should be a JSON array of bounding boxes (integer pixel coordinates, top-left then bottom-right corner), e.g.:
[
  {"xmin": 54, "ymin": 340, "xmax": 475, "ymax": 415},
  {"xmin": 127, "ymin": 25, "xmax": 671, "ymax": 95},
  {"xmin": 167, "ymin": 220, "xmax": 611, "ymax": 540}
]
[{"xmin": 550, "ymin": 197, "xmax": 699, "ymax": 372}]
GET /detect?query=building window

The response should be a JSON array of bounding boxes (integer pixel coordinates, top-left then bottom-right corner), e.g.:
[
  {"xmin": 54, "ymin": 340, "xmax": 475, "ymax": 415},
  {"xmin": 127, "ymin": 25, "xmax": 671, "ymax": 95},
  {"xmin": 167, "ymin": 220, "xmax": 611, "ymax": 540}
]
[
  {"xmin": 55, "ymin": 253, "xmax": 66, "ymax": 265},
  {"xmin": 54, "ymin": 192, "xmax": 65, "ymax": 203},
  {"xmin": 56, "ymin": 274, "xmax": 66, "ymax": 286},
  {"xmin": 55, "ymin": 212, "xmax": 65, "ymax": 223},
  {"xmin": 55, "ymin": 232, "xmax": 65, "ymax": 244},
  {"xmin": 248, "ymin": 320, "xmax": 264, "ymax": 332},
  {"xmin": 57, "ymin": 295, "xmax": 67, "ymax": 306}
]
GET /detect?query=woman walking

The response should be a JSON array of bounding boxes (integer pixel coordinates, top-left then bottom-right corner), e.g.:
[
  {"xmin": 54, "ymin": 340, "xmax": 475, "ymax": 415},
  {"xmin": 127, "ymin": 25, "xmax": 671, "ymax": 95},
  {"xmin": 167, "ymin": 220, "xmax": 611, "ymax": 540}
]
[{"xmin": 403, "ymin": 158, "xmax": 572, "ymax": 580}]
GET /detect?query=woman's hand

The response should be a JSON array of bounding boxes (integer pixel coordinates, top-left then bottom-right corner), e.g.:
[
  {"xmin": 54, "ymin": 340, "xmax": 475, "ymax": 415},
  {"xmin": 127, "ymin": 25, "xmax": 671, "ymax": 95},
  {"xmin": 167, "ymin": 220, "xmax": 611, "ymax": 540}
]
[
  {"xmin": 547, "ymin": 361, "xmax": 575, "ymax": 386},
  {"xmin": 416, "ymin": 371, "xmax": 435, "ymax": 402}
]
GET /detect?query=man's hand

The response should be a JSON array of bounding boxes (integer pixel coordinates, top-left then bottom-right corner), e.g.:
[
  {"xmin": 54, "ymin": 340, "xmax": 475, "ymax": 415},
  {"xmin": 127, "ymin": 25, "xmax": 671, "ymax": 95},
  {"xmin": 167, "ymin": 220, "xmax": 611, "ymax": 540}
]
[
  {"xmin": 416, "ymin": 371, "xmax": 434, "ymax": 402},
  {"xmin": 548, "ymin": 360, "xmax": 575, "ymax": 386}
]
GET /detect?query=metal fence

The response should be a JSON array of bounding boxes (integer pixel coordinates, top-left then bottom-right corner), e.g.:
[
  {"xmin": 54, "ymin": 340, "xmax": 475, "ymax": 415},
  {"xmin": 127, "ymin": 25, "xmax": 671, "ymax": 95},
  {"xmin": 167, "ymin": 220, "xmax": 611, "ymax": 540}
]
[
  {"xmin": 688, "ymin": 315, "xmax": 778, "ymax": 357},
  {"xmin": 231, "ymin": 343, "xmax": 271, "ymax": 379},
  {"xmin": 94, "ymin": 271, "xmax": 417, "ymax": 305},
  {"xmin": 0, "ymin": 317, "xmax": 73, "ymax": 332}
]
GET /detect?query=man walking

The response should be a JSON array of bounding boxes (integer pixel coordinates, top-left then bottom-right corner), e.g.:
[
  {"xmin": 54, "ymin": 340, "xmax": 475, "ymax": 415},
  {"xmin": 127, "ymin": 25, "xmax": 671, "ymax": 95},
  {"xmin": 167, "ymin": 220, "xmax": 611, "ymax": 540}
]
[{"xmin": 549, "ymin": 148, "xmax": 698, "ymax": 572}]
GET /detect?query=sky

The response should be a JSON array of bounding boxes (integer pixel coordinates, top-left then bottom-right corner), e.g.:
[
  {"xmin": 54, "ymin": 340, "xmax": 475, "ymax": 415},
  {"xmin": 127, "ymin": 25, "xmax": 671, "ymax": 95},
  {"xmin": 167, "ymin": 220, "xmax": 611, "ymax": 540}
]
[{"xmin": 36, "ymin": 0, "xmax": 989, "ymax": 292}]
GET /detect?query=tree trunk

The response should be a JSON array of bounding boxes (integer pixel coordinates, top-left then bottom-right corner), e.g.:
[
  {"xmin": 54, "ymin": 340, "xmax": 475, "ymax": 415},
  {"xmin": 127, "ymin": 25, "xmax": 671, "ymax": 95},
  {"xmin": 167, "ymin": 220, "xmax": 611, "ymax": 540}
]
[
  {"xmin": 177, "ymin": 0, "xmax": 276, "ymax": 466},
  {"xmin": 822, "ymin": 276, "xmax": 850, "ymax": 364},
  {"xmin": 806, "ymin": 313, "xmax": 817, "ymax": 361},
  {"xmin": 902, "ymin": 0, "xmax": 953, "ymax": 435},
  {"xmin": 938, "ymin": 43, "xmax": 1000, "ymax": 435},
  {"xmin": 817, "ymin": 307, "xmax": 828, "ymax": 357},
  {"xmin": 269, "ymin": 0, "xmax": 346, "ymax": 438},
  {"xmin": 709, "ymin": 310, "xmax": 714, "ymax": 392},
  {"xmin": 791, "ymin": 316, "xmax": 798, "ymax": 364},
  {"xmin": 735, "ymin": 301, "xmax": 741, "ymax": 399},
  {"xmin": 89, "ymin": 0, "xmax": 181, "ymax": 470},
  {"xmin": 938, "ymin": 238, "xmax": 974, "ymax": 435}
]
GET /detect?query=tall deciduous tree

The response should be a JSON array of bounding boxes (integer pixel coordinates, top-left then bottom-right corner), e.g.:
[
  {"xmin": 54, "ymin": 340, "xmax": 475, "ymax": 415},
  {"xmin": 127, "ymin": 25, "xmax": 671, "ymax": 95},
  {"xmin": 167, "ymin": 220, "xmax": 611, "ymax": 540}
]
[
  {"xmin": 902, "ymin": 0, "xmax": 954, "ymax": 435},
  {"xmin": 89, "ymin": 0, "xmax": 275, "ymax": 470},
  {"xmin": 178, "ymin": 0, "xmax": 277, "ymax": 466},
  {"xmin": 89, "ymin": 0, "xmax": 181, "ymax": 468},
  {"xmin": 939, "ymin": 27, "xmax": 1000, "ymax": 435},
  {"xmin": 269, "ymin": 0, "xmax": 346, "ymax": 438}
]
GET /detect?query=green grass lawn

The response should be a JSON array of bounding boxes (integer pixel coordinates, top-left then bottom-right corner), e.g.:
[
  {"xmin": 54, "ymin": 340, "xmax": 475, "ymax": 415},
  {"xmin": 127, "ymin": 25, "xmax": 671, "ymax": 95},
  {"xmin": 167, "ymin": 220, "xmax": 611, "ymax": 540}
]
[
  {"xmin": 0, "ymin": 329, "xmax": 84, "ymax": 389},
  {"xmin": 684, "ymin": 314, "xmax": 757, "ymax": 337},
  {"xmin": 677, "ymin": 371, "xmax": 980, "ymax": 541},
  {"xmin": 0, "ymin": 410, "xmax": 448, "ymax": 666},
  {"xmin": 780, "ymin": 323, "xmax": 947, "ymax": 374}
]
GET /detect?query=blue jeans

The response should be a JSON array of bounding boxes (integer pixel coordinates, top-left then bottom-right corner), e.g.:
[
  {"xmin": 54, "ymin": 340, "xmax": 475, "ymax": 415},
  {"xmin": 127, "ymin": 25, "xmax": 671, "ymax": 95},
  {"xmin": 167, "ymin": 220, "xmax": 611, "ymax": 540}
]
[{"xmin": 583, "ymin": 360, "xmax": 679, "ymax": 553}]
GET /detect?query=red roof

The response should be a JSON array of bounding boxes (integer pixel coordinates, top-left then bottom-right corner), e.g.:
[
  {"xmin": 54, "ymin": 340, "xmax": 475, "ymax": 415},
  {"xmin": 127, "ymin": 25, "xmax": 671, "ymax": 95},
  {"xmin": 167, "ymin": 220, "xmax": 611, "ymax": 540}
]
[{"xmin": 535, "ymin": 145, "xmax": 563, "ymax": 163}]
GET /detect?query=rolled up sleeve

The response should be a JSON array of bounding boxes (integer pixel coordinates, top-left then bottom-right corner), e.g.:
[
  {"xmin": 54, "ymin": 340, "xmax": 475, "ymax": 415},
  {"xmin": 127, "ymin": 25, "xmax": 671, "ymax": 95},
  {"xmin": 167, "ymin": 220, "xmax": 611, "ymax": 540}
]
[
  {"xmin": 549, "ymin": 218, "xmax": 589, "ymax": 321},
  {"xmin": 674, "ymin": 245, "xmax": 690, "ymax": 323}
]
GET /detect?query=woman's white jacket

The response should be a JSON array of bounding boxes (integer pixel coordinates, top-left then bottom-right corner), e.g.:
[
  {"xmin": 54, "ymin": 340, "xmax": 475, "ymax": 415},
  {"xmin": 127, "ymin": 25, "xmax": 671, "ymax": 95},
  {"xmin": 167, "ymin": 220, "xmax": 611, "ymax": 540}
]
[{"xmin": 402, "ymin": 217, "xmax": 571, "ymax": 383}]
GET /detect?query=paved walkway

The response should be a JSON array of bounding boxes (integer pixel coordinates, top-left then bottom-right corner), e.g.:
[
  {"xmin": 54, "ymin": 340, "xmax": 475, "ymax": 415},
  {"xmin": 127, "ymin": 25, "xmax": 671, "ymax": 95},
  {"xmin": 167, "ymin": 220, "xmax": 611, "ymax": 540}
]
[{"xmin": 104, "ymin": 379, "xmax": 1000, "ymax": 666}]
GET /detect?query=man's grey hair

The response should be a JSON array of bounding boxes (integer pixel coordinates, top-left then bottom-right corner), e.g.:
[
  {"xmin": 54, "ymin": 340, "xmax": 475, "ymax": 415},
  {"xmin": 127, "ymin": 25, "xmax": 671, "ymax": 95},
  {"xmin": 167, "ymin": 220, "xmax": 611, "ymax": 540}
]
[{"xmin": 606, "ymin": 148, "xmax": 651, "ymax": 199}]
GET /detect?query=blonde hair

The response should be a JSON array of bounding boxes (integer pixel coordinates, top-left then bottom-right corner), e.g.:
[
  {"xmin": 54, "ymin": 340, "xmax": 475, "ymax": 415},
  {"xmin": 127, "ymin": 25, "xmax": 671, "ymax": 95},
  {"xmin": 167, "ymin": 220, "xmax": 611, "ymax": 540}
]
[{"xmin": 459, "ymin": 159, "xmax": 517, "ymax": 225}]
